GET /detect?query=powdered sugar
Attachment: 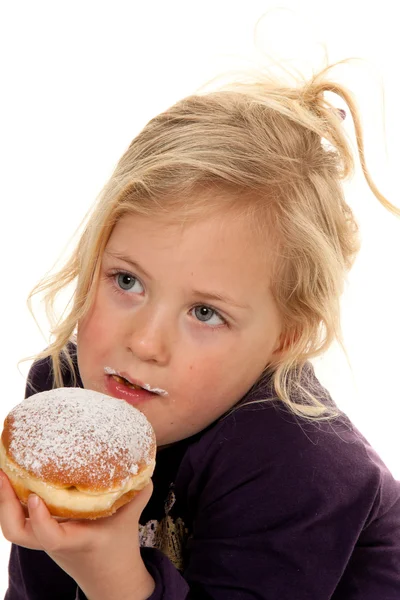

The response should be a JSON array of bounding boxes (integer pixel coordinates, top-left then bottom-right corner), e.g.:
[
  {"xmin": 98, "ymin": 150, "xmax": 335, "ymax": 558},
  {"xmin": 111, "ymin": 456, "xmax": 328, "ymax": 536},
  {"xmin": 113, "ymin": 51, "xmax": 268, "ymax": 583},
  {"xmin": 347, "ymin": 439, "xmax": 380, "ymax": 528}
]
[{"xmin": 7, "ymin": 388, "xmax": 155, "ymax": 490}]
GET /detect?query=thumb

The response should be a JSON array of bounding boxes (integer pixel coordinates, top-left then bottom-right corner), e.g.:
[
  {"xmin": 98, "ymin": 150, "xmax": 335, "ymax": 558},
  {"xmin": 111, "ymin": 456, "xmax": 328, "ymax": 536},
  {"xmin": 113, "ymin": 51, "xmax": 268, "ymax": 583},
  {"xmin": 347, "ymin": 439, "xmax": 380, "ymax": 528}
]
[{"xmin": 110, "ymin": 481, "xmax": 153, "ymax": 525}]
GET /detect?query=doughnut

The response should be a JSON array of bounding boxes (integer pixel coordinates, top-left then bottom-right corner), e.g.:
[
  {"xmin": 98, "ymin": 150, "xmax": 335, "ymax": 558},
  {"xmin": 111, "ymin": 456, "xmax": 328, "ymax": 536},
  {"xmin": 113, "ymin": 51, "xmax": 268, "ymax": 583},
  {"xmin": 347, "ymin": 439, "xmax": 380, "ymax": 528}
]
[{"xmin": 0, "ymin": 387, "xmax": 156, "ymax": 519}]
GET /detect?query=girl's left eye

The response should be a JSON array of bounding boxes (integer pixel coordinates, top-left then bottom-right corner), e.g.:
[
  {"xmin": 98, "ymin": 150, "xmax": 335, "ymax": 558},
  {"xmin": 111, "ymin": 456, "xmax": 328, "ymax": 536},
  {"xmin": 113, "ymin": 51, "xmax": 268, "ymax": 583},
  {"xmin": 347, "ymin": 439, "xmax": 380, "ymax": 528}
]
[
  {"xmin": 115, "ymin": 273, "xmax": 143, "ymax": 293},
  {"xmin": 192, "ymin": 305, "xmax": 226, "ymax": 327}
]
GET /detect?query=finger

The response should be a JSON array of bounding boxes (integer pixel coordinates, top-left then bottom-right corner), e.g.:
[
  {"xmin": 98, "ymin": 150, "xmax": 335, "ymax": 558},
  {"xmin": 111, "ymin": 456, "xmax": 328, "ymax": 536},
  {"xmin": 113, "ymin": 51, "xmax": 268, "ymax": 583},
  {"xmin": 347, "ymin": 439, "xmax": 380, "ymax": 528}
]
[
  {"xmin": 27, "ymin": 496, "xmax": 97, "ymax": 552},
  {"xmin": 0, "ymin": 470, "xmax": 41, "ymax": 549},
  {"xmin": 27, "ymin": 494, "xmax": 69, "ymax": 553}
]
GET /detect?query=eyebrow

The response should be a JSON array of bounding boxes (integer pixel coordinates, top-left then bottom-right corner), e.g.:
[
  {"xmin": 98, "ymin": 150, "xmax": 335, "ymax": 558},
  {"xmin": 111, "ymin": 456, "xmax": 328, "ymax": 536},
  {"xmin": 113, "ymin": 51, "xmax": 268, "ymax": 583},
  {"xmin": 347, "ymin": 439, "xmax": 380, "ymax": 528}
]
[
  {"xmin": 104, "ymin": 249, "xmax": 251, "ymax": 311},
  {"xmin": 105, "ymin": 250, "xmax": 152, "ymax": 280},
  {"xmin": 189, "ymin": 290, "xmax": 250, "ymax": 310}
]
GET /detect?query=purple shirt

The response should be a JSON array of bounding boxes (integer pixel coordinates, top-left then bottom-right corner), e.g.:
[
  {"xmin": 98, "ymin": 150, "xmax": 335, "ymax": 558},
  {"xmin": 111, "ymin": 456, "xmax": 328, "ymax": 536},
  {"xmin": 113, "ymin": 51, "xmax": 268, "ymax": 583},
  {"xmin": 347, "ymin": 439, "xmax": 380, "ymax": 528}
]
[{"xmin": 5, "ymin": 351, "xmax": 400, "ymax": 599}]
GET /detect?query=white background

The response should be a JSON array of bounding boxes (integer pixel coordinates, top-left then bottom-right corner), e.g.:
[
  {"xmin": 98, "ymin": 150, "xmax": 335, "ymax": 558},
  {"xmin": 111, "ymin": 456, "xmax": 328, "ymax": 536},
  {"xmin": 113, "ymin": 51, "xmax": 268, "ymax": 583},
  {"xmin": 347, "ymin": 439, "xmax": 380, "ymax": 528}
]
[{"xmin": 0, "ymin": 0, "xmax": 399, "ymax": 595}]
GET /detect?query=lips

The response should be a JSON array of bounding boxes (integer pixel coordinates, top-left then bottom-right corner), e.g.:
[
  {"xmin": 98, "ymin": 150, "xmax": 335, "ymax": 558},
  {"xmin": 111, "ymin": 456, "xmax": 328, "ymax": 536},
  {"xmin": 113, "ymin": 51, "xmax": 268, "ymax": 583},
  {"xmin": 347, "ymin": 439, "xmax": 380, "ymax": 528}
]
[
  {"xmin": 105, "ymin": 373, "xmax": 156, "ymax": 406},
  {"xmin": 104, "ymin": 367, "xmax": 168, "ymax": 397}
]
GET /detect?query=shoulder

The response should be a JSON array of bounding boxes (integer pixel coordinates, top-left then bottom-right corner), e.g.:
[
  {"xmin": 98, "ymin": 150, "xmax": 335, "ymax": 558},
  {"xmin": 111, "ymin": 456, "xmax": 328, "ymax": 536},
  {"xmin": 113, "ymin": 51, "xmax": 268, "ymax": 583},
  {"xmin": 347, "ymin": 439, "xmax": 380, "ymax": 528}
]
[
  {"xmin": 25, "ymin": 343, "xmax": 81, "ymax": 398},
  {"xmin": 186, "ymin": 378, "xmax": 366, "ymax": 476},
  {"xmin": 182, "ymin": 374, "xmax": 399, "ymax": 527},
  {"xmin": 188, "ymin": 399, "xmax": 373, "ymax": 483},
  {"xmin": 175, "ymin": 375, "xmax": 400, "ymax": 597}
]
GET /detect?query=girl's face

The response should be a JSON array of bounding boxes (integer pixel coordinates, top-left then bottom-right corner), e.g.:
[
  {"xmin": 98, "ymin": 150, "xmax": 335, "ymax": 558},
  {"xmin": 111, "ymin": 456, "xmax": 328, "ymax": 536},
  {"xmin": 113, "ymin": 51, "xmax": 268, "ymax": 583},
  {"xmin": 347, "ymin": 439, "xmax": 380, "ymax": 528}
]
[{"xmin": 77, "ymin": 210, "xmax": 282, "ymax": 446}]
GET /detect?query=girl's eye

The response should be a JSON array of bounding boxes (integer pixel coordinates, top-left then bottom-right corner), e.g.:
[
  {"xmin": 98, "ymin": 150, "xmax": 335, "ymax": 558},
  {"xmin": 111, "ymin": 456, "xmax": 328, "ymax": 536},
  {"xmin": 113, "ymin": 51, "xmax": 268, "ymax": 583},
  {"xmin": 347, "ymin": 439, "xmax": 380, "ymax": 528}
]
[
  {"xmin": 115, "ymin": 273, "xmax": 143, "ymax": 293},
  {"xmin": 192, "ymin": 305, "xmax": 225, "ymax": 326}
]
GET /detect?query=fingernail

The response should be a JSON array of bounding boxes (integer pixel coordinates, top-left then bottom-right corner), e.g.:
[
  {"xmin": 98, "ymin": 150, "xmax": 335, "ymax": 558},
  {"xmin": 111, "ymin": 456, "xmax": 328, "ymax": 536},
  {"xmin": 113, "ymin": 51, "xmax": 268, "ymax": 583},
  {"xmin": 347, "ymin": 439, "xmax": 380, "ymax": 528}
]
[{"xmin": 28, "ymin": 494, "xmax": 39, "ymax": 509}]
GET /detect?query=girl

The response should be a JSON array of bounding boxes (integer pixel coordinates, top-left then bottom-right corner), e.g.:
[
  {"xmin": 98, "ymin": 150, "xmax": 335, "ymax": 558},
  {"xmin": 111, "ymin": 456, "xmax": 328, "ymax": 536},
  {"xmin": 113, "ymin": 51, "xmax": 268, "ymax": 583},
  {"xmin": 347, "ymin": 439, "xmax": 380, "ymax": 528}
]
[{"xmin": 1, "ymin": 63, "xmax": 399, "ymax": 600}]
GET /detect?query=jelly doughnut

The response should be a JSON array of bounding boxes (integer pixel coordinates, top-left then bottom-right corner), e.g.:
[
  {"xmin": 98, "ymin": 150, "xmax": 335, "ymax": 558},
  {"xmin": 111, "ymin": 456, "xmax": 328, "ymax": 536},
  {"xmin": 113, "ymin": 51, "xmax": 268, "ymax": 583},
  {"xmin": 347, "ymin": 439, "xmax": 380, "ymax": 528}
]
[{"xmin": 0, "ymin": 387, "xmax": 156, "ymax": 519}]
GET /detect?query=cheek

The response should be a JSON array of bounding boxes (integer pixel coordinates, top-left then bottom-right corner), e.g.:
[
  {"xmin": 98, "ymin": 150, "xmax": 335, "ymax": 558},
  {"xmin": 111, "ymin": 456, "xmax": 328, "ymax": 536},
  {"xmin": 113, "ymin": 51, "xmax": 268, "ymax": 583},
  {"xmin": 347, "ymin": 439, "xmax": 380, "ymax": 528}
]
[
  {"xmin": 76, "ymin": 302, "xmax": 111, "ymax": 370},
  {"xmin": 179, "ymin": 356, "xmax": 239, "ymax": 409},
  {"xmin": 78, "ymin": 292, "xmax": 111, "ymax": 344},
  {"xmin": 179, "ymin": 335, "xmax": 269, "ymax": 406},
  {"xmin": 79, "ymin": 312, "xmax": 104, "ymax": 342}
]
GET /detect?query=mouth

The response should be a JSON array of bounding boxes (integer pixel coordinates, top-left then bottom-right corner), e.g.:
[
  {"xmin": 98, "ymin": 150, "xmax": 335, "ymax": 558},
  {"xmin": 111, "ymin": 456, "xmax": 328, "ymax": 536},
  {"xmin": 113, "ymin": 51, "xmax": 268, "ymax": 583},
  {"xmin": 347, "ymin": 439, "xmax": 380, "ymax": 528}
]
[
  {"xmin": 111, "ymin": 374, "xmax": 144, "ymax": 390},
  {"xmin": 104, "ymin": 367, "xmax": 168, "ymax": 397}
]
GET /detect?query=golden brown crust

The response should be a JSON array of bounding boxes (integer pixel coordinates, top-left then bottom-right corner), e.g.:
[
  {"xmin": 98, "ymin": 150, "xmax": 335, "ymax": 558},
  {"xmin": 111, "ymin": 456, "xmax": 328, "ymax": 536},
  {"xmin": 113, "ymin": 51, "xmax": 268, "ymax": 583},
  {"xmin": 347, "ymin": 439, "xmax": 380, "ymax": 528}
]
[{"xmin": 2, "ymin": 412, "xmax": 156, "ymax": 492}]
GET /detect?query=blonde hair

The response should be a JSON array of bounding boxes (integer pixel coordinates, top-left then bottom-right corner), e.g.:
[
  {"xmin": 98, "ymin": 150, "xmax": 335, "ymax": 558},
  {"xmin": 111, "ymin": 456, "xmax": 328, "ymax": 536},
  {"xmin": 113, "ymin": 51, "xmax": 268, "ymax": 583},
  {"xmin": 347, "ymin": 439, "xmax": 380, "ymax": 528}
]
[{"xmin": 29, "ymin": 61, "xmax": 399, "ymax": 419}]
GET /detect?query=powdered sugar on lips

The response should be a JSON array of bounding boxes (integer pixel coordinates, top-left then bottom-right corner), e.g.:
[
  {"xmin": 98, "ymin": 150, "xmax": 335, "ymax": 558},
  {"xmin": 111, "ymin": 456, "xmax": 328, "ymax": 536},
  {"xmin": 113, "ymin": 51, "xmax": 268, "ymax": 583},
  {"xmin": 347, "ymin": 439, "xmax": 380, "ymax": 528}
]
[{"xmin": 104, "ymin": 367, "xmax": 168, "ymax": 397}]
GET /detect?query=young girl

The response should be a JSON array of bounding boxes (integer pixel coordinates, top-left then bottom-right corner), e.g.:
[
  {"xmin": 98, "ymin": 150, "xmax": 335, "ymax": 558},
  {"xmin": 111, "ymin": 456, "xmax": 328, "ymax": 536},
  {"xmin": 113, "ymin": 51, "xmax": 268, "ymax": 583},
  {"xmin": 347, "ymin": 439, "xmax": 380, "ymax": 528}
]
[{"xmin": 1, "ymin": 62, "xmax": 399, "ymax": 600}]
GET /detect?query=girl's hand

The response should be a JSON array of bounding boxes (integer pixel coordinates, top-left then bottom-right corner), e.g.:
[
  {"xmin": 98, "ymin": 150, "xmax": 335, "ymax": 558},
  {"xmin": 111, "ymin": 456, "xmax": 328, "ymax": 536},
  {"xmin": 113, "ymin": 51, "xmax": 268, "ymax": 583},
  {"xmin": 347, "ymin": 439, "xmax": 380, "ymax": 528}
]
[{"xmin": 0, "ymin": 470, "xmax": 155, "ymax": 600}]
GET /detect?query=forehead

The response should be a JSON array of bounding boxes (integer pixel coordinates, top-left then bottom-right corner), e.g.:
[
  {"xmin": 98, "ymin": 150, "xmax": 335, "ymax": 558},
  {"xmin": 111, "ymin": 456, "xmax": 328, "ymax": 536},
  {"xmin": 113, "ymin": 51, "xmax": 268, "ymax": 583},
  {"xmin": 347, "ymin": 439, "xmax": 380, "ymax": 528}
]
[{"xmin": 106, "ymin": 210, "xmax": 275, "ymax": 277}]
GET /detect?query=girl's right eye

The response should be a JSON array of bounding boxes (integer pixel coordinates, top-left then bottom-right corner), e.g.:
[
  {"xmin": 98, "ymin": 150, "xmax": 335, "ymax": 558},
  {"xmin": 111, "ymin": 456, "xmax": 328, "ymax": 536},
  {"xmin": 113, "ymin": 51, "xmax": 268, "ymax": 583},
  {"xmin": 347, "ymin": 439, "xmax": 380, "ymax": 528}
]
[{"xmin": 115, "ymin": 272, "xmax": 144, "ymax": 294}]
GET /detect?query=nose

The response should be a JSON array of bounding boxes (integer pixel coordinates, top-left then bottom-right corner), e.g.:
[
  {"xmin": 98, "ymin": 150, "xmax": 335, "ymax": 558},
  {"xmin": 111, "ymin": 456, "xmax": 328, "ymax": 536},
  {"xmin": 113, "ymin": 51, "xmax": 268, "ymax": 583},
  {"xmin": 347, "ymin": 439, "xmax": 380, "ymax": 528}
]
[{"xmin": 125, "ymin": 305, "xmax": 173, "ymax": 365}]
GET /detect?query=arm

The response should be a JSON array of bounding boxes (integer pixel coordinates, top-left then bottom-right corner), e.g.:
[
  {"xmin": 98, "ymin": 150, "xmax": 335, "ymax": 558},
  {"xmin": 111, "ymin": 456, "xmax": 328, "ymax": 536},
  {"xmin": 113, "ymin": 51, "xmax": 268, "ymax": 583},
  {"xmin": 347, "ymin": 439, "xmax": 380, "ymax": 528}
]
[{"xmin": 75, "ymin": 549, "xmax": 190, "ymax": 600}]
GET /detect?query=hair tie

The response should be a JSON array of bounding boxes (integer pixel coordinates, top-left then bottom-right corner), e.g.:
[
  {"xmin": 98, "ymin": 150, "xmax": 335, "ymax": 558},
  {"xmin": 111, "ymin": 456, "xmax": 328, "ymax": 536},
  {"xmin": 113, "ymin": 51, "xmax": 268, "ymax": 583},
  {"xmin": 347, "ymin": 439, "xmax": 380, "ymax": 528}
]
[{"xmin": 337, "ymin": 108, "xmax": 346, "ymax": 121}]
